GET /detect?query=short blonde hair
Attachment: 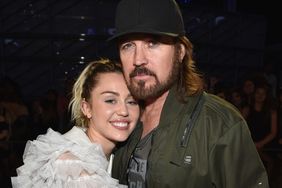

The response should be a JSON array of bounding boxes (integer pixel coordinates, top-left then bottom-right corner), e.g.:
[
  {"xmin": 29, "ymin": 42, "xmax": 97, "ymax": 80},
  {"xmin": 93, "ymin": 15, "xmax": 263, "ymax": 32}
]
[{"xmin": 69, "ymin": 59, "xmax": 122, "ymax": 128}]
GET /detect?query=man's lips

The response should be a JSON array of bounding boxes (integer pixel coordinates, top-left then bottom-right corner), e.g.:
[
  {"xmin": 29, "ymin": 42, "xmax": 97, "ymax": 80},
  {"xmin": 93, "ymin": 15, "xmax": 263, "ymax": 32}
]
[
  {"xmin": 130, "ymin": 67, "xmax": 155, "ymax": 78},
  {"xmin": 132, "ymin": 74, "xmax": 152, "ymax": 80}
]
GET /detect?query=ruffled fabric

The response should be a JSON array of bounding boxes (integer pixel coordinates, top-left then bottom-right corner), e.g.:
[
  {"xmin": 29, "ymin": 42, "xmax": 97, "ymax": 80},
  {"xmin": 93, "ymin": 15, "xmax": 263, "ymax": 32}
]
[{"xmin": 11, "ymin": 127, "xmax": 127, "ymax": 188}]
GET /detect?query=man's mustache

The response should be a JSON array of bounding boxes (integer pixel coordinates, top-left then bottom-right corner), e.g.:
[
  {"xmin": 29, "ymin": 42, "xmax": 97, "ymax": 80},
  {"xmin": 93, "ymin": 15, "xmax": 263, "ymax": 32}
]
[{"xmin": 129, "ymin": 67, "xmax": 156, "ymax": 78}]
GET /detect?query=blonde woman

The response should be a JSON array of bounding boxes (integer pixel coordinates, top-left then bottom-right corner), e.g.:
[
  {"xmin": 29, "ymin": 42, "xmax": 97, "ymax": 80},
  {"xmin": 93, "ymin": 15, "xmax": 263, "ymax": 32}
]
[{"xmin": 11, "ymin": 59, "xmax": 140, "ymax": 187}]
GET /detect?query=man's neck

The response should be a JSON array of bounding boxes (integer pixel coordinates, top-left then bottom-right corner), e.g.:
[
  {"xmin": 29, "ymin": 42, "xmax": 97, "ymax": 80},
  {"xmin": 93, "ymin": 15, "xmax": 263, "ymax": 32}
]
[{"xmin": 140, "ymin": 90, "xmax": 169, "ymax": 138}]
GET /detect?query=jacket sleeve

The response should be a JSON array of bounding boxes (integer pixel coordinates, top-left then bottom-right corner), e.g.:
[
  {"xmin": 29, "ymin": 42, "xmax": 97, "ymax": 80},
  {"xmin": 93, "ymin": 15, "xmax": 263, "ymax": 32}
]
[{"xmin": 209, "ymin": 120, "xmax": 270, "ymax": 188}]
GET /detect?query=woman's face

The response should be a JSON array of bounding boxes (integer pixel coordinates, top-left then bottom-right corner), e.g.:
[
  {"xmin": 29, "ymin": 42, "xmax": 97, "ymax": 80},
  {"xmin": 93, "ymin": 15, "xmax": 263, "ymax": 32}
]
[
  {"xmin": 231, "ymin": 91, "xmax": 242, "ymax": 105},
  {"xmin": 254, "ymin": 87, "xmax": 267, "ymax": 103},
  {"xmin": 82, "ymin": 72, "xmax": 140, "ymax": 145},
  {"xmin": 243, "ymin": 80, "xmax": 255, "ymax": 95}
]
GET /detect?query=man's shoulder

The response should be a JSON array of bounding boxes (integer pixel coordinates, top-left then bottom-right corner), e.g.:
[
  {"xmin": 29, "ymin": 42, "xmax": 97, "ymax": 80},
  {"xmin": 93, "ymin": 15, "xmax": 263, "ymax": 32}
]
[{"xmin": 201, "ymin": 92, "xmax": 245, "ymax": 125}]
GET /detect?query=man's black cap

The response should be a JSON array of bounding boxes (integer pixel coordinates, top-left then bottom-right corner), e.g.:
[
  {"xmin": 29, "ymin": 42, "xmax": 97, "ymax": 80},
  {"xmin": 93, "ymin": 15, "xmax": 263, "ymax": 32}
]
[{"xmin": 108, "ymin": 0, "xmax": 186, "ymax": 41}]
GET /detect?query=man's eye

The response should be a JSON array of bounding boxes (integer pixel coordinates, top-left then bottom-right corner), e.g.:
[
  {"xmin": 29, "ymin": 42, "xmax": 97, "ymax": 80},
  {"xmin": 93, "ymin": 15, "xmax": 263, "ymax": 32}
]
[
  {"xmin": 120, "ymin": 43, "xmax": 133, "ymax": 50},
  {"xmin": 147, "ymin": 40, "xmax": 159, "ymax": 48}
]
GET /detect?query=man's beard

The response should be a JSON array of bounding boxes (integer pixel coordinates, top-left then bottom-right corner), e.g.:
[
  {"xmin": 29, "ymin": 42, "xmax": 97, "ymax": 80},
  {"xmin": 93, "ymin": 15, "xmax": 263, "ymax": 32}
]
[{"xmin": 127, "ymin": 61, "xmax": 180, "ymax": 100}]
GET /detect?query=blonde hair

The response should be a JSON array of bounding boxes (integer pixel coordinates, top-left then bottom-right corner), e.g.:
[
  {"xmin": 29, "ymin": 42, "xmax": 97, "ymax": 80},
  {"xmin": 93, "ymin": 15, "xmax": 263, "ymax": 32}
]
[{"xmin": 69, "ymin": 59, "xmax": 122, "ymax": 128}]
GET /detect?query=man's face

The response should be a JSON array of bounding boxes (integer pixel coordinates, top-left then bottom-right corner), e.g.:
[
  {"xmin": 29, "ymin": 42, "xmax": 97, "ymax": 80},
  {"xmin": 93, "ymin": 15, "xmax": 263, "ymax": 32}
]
[{"xmin": 119, "ymin": 34, "xmax": 183, "ymax": 100}]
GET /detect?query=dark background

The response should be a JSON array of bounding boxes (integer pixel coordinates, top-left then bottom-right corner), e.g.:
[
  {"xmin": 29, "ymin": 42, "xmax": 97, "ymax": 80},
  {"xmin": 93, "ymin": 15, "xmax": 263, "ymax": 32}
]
[
  {"xmin": 0, "ymin": 1, "xmax": 282, "ymax": 187},
  {"xmin": 0, "ymin": 0, "xmax": 281, "ymax": 100}
]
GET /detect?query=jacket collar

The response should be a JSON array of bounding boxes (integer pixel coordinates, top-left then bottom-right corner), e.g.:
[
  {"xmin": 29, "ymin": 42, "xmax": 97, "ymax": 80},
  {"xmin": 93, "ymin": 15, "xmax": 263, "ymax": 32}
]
[{"xmin": 158, "ymin": 86, "xmax": 187, "ymax": 129}]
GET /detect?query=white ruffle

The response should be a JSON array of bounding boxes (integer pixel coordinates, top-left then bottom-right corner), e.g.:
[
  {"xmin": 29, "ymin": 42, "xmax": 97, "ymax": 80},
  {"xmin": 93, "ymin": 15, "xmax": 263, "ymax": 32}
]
[{"xmin": 11, "ymin": 127, "xmax": 127, "ymax": 188}]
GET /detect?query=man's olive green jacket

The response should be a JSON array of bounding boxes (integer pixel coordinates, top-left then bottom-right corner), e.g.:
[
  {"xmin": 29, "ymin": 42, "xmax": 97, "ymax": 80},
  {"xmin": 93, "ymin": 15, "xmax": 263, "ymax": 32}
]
[{"xmin": 112, "ymin": 89, "xmax": 269, "ymax": 188}]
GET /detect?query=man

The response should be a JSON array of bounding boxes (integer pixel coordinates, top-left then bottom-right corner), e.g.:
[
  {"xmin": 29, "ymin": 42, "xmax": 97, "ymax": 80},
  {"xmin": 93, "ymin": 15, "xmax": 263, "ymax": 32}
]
[{"xmin": 109, "ymin": 0, "xmax": 269, "ymax": 187}]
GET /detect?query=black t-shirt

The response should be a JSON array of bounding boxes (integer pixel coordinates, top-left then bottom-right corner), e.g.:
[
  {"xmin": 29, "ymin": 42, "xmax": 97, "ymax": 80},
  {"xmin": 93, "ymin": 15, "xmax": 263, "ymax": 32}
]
[{"xmin": 127, "ymin": 130, "xmax": 155, "ymax": 188}]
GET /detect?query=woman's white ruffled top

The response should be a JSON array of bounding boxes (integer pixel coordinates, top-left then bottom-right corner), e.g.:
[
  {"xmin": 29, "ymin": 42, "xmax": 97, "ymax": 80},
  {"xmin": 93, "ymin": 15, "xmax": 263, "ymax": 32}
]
[{"xmin": 11, "ymin": 126, "xmax": 127, "ymax": 188}]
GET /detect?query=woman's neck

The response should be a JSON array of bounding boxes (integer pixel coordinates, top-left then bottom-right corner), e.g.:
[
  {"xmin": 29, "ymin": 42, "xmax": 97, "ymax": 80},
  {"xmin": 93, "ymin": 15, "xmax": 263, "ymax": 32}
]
[
  {"xmin": 254, "ymin": 102, "xmax": 263, "ymax": 111},
  {"xmin": 86, "ymin": 127, "xmax": 115, "ymax": 160}
]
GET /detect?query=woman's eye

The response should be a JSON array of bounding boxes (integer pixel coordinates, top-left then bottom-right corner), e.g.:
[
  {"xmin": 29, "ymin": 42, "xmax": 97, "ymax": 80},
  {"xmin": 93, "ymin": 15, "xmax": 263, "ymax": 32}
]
[
  {"xmin": 105, "ymin": 99, "xmax": 116, "ymax": 104},
  {"xmin": 127, "ymin": 99, "xmax": 138, "ymax": 105}
]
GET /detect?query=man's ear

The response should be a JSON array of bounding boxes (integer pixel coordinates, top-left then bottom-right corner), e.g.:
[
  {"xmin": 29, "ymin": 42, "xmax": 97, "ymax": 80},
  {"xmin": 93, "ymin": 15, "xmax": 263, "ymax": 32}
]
[
  {"xmin": 81, "ymin": 100, "xmax": 92, "ymax": 119},
  {"xmin": 179, "ymin": 43, "xmax": 186, "ymax": 62}
]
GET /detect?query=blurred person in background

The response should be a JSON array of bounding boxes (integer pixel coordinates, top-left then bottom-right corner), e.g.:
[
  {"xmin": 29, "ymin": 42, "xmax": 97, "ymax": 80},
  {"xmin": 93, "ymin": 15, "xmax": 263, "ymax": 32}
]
[{"xmin": 242, "ymin": 84, "xmax": 277, "ymax": 182}]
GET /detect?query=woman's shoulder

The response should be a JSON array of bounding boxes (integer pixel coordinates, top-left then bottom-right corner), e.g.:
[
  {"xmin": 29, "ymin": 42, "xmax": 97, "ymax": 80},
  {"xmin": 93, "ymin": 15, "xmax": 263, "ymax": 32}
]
[
  {"xmin": 22, "ymin": 127, "xmax": 106, "ymax": 166},
  {"xmin": 16, "ymin": 128, "xmax": 72, "ymax": 171},
  {"xmin": 11, "ymin": 128, "xmax": 126, "ymax": 187}
]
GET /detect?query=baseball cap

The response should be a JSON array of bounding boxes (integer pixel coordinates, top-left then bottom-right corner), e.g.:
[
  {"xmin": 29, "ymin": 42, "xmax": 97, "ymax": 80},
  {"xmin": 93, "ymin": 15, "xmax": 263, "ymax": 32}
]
[{"xmin": 108, "ymin": 0, "xmax": 186, "ymax": 42}]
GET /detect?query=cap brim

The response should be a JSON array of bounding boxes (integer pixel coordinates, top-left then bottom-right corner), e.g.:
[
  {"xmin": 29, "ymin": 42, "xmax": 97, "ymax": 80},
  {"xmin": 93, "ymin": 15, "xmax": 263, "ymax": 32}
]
[{"xmin": 107, "ymin": 29, "xmax": 180, "ymax": 43}]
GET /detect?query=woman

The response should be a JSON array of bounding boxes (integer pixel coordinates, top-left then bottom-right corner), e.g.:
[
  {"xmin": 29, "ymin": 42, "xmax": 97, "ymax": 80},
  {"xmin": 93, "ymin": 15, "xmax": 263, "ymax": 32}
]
[
  {"xmin": 243, "ymin": 84, "xmax": 277, "ymax": 149},
  {"xmin": 11, "ymin": 59, "xmax": 140, "ymax": 187},
  {"xmin": 242, "ymin": 84, "xmax": 277, "ymax": 179}
]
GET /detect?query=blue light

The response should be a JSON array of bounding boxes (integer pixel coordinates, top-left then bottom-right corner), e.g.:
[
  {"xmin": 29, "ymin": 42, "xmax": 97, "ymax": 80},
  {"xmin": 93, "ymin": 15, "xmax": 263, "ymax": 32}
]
[{"xmin": 178, "ymin": 0, "xmax": 192, "ymax": 4}]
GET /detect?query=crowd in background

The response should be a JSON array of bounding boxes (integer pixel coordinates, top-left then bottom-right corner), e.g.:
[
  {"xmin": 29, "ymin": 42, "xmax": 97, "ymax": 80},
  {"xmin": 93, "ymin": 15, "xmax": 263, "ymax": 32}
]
[
  {"xmin": 0, "ymin": 61, "xmax": 281, "ymax": 186},
  {"xmin": 204, "ymin": 62, "xmax": 282, "ymax": 184},
  {"xmin": 204, "ymin": 62, "xmax": 281, "ymax": 150},
  {"xmin": 0, "ymin": 76, "xmax": 74, "ymax": 185}
]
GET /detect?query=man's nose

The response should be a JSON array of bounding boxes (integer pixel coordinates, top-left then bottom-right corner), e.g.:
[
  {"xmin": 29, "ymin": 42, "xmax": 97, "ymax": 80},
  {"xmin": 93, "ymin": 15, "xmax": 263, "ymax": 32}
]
[{"xmin": 134, "ymin": 45, "xmax": 148, "ymax": 67}]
